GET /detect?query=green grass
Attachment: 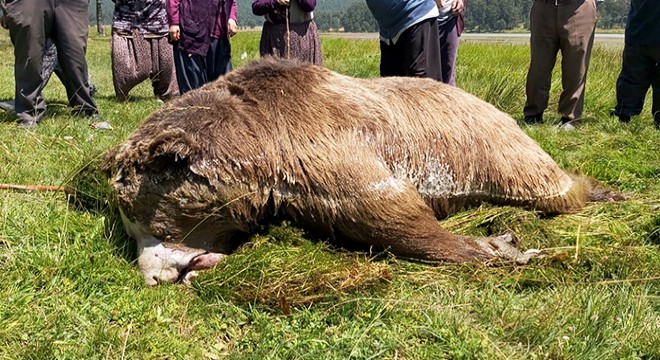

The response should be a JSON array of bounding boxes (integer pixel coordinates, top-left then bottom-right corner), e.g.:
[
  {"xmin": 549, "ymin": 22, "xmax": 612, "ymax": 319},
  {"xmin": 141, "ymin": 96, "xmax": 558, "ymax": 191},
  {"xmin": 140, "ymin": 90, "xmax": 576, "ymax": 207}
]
[{"xmin": 0, "ymin": 31, "xmax": 659, "ymax": 359}]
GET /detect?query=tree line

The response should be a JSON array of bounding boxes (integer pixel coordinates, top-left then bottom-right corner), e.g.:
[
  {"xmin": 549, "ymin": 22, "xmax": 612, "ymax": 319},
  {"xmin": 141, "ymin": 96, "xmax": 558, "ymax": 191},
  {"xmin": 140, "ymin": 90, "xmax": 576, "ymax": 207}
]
[{"xmin": 91, "ymin": 0, "xmax": 630, "ymax": 33}]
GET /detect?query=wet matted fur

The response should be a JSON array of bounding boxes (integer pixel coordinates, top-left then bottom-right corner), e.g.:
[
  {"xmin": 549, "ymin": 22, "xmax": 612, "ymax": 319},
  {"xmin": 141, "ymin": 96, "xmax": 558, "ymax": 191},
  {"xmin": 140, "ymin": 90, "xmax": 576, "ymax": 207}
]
[{"xmin": 104, "ymin": 58, "xmax": 621, "ymax": 283}]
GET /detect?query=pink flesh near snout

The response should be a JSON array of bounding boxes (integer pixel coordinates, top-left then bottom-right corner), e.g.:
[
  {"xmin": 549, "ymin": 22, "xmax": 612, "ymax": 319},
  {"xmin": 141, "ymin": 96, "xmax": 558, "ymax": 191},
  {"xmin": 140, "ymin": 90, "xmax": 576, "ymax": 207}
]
[{"xmin": 188, "ymin": 252, "xmax": 225, "ymax": 270}]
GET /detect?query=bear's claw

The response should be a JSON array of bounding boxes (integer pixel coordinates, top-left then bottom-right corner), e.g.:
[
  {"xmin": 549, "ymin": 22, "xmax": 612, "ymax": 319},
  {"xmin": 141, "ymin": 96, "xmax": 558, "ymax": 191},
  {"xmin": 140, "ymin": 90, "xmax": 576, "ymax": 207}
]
[{"xmin": 476, "ymin": 234, "xmax": 542, "ymax": 264}]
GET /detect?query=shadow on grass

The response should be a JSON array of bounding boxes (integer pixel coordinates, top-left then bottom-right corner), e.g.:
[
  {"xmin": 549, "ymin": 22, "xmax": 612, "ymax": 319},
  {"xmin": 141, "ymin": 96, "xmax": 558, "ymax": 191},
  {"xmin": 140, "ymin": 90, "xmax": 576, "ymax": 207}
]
[{"xmin": 95, "ymin": 94, "xmax": 159, "ymax": 103}]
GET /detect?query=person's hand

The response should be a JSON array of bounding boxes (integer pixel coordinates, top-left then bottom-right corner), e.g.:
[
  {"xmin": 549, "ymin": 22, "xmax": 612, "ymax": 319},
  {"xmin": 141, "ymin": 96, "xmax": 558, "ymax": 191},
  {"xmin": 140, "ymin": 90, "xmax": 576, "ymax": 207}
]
[
  {"xmin": 276, "ymin": 0, "xmax": 290, "ymax": 5},
  {"xmin": 452, "ymin": 0, "xmax": 464, "ymax": 15},
  {"xmin": 228, "ymin": 19, "xmax": 238, "ymax": 37},
  {"xmin": 0, "ymin": 15, "xmax": 8, "ymax": 30},
  {"xmin": 169, "ymin": 24, "xmax": 180, "ymax": 42}
]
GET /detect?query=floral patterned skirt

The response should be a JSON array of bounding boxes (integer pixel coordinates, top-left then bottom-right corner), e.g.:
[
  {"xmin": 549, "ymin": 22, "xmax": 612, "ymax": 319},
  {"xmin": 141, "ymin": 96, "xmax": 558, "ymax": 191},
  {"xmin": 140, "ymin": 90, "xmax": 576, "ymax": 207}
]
[{"xmin": 259, "ymin": 20, "xmax": 323, "ymax": 65}]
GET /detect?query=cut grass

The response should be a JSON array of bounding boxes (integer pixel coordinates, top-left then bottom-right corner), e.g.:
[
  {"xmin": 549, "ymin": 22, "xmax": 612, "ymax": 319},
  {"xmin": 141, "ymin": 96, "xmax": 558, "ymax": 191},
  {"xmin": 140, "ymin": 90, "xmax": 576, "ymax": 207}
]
[{"xmin": 0, "ymin": 30, "xmax": 658, "ymax": 359}]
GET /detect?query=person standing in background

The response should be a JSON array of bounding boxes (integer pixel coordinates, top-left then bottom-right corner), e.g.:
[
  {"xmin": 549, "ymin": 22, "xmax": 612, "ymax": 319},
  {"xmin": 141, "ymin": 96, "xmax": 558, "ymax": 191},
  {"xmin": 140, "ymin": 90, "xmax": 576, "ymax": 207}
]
[
  {"xmin": 166, "ymin": 0, "xmax": 238, "ymax": 95},
  {"xmin": 523, "ymin": 0, "xmax": 598, "ymax": 128},
  {"xmin": 1, "ymin": 0, "xmax": 99, "ymax": 128},
  {"xmin": 611, "ymin": 0, "xmax": 660, "ymax": 129},
  {"xmin": 0, "ymin": 24, "xmax": 96, "ymax": 111},
  {"xmin": 252, "ymin": 0, "xmax": 323, "ymax": 65},
  {"xmin": 366, "ymin": 0, "xmax": 442, "ymax": 81},
  {"xmin": 436, "ymin": 0, "xmax": 465, "ymax": 86},
  {"xmin": 112, "ymin": 0, "xmax": 179, "ymax": 102}
]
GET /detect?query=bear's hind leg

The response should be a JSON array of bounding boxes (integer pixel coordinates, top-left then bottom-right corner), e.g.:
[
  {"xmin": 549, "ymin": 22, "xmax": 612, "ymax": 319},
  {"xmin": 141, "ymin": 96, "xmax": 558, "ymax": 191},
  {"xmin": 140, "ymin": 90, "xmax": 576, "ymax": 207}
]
[{"xmin": 331, "ymin": 180, "xmax": 538, "ymax": 264}]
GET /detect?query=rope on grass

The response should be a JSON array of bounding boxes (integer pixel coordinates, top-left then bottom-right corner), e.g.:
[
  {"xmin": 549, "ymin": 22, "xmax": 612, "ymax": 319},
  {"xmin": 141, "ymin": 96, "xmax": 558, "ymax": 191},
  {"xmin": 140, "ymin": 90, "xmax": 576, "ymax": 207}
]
[{"xmin": 0, "ymin": 183, "xmax": 64, "ymax": 192}]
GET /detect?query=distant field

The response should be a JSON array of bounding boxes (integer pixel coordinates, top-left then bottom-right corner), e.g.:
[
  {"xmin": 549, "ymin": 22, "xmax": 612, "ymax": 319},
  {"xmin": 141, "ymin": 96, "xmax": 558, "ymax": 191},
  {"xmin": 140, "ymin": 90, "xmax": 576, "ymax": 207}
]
[{"xmin": 0, "ymin": 30, "xmax": 658, "ymax": 359}]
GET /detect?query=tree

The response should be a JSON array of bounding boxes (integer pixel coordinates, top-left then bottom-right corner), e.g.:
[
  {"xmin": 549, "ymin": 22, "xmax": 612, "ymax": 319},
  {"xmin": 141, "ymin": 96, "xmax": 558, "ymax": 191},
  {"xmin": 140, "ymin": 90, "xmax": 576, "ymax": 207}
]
[
  {"xmin": 96, "ymin": 0, "xmax": 104, "ymax": 35},
  {"xmin": 598, "ymin": 0, "xmax": 630, "ymax": 29},
  {"xmin": 315, "ymin": 10, "xmax": 342, "ymax": 31},
  {"xmin": 86, "ymin": 0, "xmax": 629, "ymax": 32},
  {"xmin": 340, "ymin": 1, "xmax": 378, "ymax": 33}
]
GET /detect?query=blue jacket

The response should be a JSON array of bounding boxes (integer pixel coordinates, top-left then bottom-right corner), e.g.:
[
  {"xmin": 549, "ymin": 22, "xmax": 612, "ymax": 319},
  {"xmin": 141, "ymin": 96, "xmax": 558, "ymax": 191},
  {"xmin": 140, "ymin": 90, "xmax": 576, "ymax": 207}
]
[
  {"xmin": 366, "ymin": 0, "xmax": 438, "ymax": 40},
  {"xmin": 625, "ymin": 0, "xmax": 660, "ymax": 46}
]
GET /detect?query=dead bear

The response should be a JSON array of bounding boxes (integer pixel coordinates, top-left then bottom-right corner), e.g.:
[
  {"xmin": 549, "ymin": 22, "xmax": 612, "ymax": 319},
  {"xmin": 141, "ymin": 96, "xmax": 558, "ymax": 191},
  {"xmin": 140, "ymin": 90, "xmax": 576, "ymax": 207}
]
[{"xmin": 103, "ymin": 58, "xmax": 621, "ymax": 285}]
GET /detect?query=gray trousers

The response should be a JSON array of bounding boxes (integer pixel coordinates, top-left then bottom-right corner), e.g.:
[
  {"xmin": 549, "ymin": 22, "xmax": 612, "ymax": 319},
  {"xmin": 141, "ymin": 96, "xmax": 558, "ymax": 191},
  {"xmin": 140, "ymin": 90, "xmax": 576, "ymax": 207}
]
[
  {"xmin": 42, "ymin": 38, "xmax": 97, "ymax": 96},
  {"xmin": 5, "ymin": 0, "xmax": 97, "ymax": 125},
  {"xmin": 524, "ymin": 0, "xmax": 597, "ymax": 120}
]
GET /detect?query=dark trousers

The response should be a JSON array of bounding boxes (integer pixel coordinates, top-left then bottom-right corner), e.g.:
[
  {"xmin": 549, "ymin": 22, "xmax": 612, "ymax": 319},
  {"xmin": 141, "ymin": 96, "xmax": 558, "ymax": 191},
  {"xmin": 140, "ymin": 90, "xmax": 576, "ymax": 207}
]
[
  {"xmin": 614, "ymin": 43, "xmax": 660, "ymax": 117},
  {"xmin": 5, "ymin": 0, "xmax": 97, "ymax": 124},
  {"xmin": 42, "ymin": 39, "xmax": 97, "ymax": 97},
  {"xmin": 380, "ymin": 17, "xmax": 442, "ymax": 81},
  {"xmin": 438, "ymin": 16, "xmax": 460, "ymax": 86},
  {"xmin": 173, "ymin": 37, "xmax": 232, "ymax": 95}
]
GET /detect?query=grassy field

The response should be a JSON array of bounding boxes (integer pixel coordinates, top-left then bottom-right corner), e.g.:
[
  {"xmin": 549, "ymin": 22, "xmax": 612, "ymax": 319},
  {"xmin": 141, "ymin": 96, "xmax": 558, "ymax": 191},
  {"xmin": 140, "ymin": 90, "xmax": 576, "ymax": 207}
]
[{"xmin": 0, "ymin": 30, "xmax": 658, "ymax": 359}]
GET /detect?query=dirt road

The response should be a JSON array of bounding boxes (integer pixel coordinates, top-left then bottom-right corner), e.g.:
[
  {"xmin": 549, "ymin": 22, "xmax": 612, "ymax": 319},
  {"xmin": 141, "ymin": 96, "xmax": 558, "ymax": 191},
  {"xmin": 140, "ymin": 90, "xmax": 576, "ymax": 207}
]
[{"xmin": 321, "ymin": 32, "xmax": 624, "ymax": 47}]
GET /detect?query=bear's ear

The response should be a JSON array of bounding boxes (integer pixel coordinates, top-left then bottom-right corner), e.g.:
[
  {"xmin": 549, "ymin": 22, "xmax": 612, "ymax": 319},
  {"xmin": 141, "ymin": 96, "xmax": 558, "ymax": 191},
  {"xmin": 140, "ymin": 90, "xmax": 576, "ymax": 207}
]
[{"xmin": 145, "ymin": 128, "xmax": 201, "ymax": 168}]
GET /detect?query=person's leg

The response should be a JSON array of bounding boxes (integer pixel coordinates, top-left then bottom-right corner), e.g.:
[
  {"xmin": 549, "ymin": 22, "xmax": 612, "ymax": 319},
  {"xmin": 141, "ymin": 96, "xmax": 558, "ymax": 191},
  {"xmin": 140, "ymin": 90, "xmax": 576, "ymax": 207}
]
[
  {"xmin": 45, "ymin": 37, "xmax": 96, "ymax": 97},
  {"xmin": 5, "ymin": 0, "xmax": 49, "ymax": 126},
  {"xmin": 614, "ymin": 43, "xmax": 652, "ymax": 120},
  {"xmin": 305, "ymin": 20, "xmax": 324, "ymax": 65},
  {"xmin": 524, "ymin": 1, "xmax": 560, "ymax": 120},
  {"xmin": 41, "ymin": 39, "xmax": 58, "ymax": 89},
  {"xmin": 379, "ymin": 39, "xmax": 405, "ymax": 77},
  {"xmin": 112, "ymin": 34, "xmax": 149, "ymax": 102},
  {"xmin": 259, "ymin": 21, "xmax": 284, "ymax": 58},
  {"xmin": 173, "ymin": 45, "xmax": 206, "ymax": 94},
  {"xmin": 557, "ymin": 0, "xmax": 597, "ymax": 121},
  {"xmin": 150, "ymin": 36, "xmax": 180, "ymax": 101},
  {"xmin": 649, "ymin": 46, "xmax": 660, "ymax": 126},
  {"xmin": 438, "ymin": 16, "xmax": 459, "ymax": 86},
  {"xmin": 402, "ymin": 17, "xmax": 442, "ymax": 81},
  {"xmin": 647, "ymin": 46, "xmax": 660, "ymax": 116},
  {"xmin": 207, "ymin": 37, "xmax": 233, "ymax": 82},
  {"xmin": 52, "ymin": 0, "xmax": 97, "ymax": 115}
]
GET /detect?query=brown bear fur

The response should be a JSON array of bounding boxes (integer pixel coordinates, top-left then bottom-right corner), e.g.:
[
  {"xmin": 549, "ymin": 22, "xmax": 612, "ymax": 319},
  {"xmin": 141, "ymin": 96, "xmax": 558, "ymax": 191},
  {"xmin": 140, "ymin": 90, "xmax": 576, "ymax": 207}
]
[{"xmin": 104, "ymin": 58, "xmax": 618, "ymax": 266}]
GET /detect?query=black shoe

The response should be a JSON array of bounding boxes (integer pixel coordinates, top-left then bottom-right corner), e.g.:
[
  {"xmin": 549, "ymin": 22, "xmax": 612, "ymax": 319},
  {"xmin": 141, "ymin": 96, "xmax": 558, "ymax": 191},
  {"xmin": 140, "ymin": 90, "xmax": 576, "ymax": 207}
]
[
  {"xmin": 610, "ymin": 109, "xmax": 631, "ymax": 123},
  {"xmin": 0, "ymin": 99, "xmax": 15, "ymax": 111},
  {"xmin": 524, "ymin": 113, "xmax": 543, "ymax": 124},
  {"xmin": 72, "ymin": 107, "xmax": 99, "ymax": 118}
]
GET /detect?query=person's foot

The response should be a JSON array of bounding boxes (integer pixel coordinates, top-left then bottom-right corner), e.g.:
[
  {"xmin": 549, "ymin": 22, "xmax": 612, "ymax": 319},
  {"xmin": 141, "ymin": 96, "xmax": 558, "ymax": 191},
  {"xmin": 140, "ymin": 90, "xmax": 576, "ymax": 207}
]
[
  {"xmin": 18, "ymin": 119, "xmax": 37, "ymax": 129},
  {"xmin": 523, "ymin": 113, "xmax": 543, "ymax": 124},
  {"xmin": 610, "ymin": 109, "xmax": 630, "ymax": 123},
  {"xmin": 72, "ymin": 107, "xmax": 99, "ymax": 118},
  {"xmin": 0, "ymin": 99, "xmax": 15, "ymax": 111},
  {"xmin": 559, "ymin": 117, "xmax": 575, "ymax": 131}
]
